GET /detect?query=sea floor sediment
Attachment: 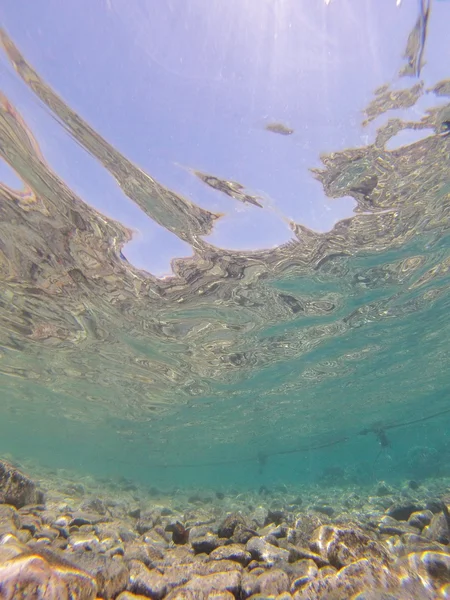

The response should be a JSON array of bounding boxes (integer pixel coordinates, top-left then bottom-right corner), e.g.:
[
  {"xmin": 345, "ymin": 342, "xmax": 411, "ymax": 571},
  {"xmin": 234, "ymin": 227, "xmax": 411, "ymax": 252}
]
[{"xmin": 1, "ymin": 458, "xmax": 450, "ymax": 599}]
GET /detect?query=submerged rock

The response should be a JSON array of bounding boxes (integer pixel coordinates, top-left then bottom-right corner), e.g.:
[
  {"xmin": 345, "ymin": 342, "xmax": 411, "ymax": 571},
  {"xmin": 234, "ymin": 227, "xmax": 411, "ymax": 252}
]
[
  {"xmin": 0, "ymin": 461, "xmax": 42, "ymax": 509},
  {"xmin": 0, "ymin": 552, "xmax": 97, "ymax": 600}
]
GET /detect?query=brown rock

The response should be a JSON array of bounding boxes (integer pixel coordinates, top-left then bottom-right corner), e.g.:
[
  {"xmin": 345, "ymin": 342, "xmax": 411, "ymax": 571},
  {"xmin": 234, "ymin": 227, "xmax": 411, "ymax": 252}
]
[{"xmin": 0, "ymin": 461, "xmax": 40, "ymax": 509}]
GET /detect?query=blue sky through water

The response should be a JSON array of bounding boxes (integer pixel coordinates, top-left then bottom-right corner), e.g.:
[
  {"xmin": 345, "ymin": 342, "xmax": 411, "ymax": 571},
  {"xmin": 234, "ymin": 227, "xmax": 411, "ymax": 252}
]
[{"xmin": 1, "ymin": 0, "xmax": 449, "ymax": 275}]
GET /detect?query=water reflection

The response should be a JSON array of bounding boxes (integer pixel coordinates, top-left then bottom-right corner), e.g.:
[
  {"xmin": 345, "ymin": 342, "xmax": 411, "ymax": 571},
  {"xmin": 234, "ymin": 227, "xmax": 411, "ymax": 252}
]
[{"xmin": 0, "ymin": 2, "xmax": 450, "ymax": 473}]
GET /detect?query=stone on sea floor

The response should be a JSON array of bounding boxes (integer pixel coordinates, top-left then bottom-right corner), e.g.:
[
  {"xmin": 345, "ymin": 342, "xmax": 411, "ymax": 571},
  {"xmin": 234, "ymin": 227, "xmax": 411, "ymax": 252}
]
[
  {"xmin": 233, "ymin": 524, "xmax": 258, "ymax": 544},
  {"xmin": 189, "ymin": 526, "xmax": 221, "ymax": 554},
  {"xmin": 218, "ymin": 512, "xmax": 246, "ymax": 538},
  {"xmin": 386, "ymin": 502, "xmax": 423, "ymax": 521},
  {"xmin": 123, "ymin": 540, "xmax": 165, "ymax": 567},
  {"xmin": 128, "ymin": 559, "xmax": 167, "ymax": 599},
  {"xmin": 0, "ymin": 552, "xmax": 97, "ymax": 600},
  {"xmin": 407, "ymin": 509, "xmax": 433, "ymax": 530},
  {"xmin": 378, "ymin": 515, "xmax": 420, "ymax": 536},
  {"xmin": 209, "ymin": 543, "xmax": 252, "ymax": 566},
  {"xmin": 423, "ymin": 511, "xmax": 450, "ymax": 544},
  {"xmin": 69, "ymin": 551, "xmax": 129, "ymax": 599},
  {"xmin": 309, "ymin": 526, "xmax": 391, "ymax": 569},
  {"xmin": 0, "ymin": 460, "xmax": 42, "ymax": 509},
  {"xmin": 165, "ymin": 569, "xmax": 241, "ymax": 599},
  {"xmin": 246, "ymin": 537, "xmax": 290, "ymax": 565},
  {"xmin": 289, "ymin": 559, "xmax": 319, "ymax": 593}
]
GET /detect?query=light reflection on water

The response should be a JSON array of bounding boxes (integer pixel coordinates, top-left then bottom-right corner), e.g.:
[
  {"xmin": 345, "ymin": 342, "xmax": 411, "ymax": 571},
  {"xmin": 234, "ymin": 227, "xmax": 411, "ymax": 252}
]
[{"xmin": 0, "ymin": 1, "xmax": 450, "ymax": 489}]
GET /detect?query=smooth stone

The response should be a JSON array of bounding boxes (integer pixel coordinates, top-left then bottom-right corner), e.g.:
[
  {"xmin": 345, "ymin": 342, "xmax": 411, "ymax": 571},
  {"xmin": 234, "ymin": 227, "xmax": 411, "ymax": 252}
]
[
  {"xmin": 189, "ymin": 526, "xmax": 220, "ymax": 554},
  {"xmin": 209, "ymin": 543, "xmax": 252, "ymax": 566},
  {"xmin": 123, "ymin": 541, "xmax": 165, "ymax": 567},
  {"xmin": 408, "ymin": 510, "xmax": 433, "ymax": 530},
  {"xmin": 169, "ymin": 569, "xmax": 241, "ymax": 598},
  {"xmin": 246, "ymin": 537, "xmax": 290, "ymax": 566},
  {"xmin": 128, "ymin": 559, "xmax": 167, "ymax": 599}
]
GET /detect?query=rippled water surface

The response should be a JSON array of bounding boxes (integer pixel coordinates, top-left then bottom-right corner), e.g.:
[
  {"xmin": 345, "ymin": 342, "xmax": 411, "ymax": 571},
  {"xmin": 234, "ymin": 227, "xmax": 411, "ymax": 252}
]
[{"xmin": 1, "ymin": 1, "xmax": 450, "ymax": 490}]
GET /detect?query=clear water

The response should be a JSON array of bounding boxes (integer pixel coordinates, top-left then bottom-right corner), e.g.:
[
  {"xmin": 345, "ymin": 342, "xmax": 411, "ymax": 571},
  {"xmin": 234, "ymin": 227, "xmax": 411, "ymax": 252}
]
[{"xmin": 0, "ymin": 1, "xmax": 450, "ymax": 495}]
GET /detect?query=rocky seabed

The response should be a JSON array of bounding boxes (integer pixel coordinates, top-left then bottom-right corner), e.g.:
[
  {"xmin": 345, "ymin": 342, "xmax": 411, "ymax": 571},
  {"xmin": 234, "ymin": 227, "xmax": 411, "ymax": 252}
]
[{"xmin": 2, "ymin": 459, "xmax": 450, "ymax": 599}]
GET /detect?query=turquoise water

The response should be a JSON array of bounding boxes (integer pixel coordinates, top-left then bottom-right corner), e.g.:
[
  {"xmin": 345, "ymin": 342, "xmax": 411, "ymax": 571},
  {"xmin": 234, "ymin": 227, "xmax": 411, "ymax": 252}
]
[{"xmin": 1, "ymin": 18, "xmax": 450, "ymax": 493}]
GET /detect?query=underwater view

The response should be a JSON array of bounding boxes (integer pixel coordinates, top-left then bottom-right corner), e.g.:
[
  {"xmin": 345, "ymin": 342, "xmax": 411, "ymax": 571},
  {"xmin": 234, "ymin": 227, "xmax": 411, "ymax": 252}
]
[{"xmin": 1, "ymin": 0, "xmax": 450, "ymax": 598}]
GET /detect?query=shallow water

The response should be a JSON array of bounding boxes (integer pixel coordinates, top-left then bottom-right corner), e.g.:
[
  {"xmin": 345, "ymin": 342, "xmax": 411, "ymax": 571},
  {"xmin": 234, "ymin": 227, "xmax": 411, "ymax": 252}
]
[{"xmin": 0, "ymin": 2, "xmax": 450, "ymax": 495}]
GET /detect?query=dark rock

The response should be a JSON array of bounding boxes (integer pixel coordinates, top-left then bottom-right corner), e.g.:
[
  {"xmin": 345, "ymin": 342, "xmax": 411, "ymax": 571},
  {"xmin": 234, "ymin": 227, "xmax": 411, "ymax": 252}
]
[
  {"xmin": 19, "ymin": 514, "xmax": 41, "ymax": 535},
  {"xmin": 71, "ymin": 551, "xmax": 129, "ymax": 599},
  {"xmin": 408, "ymin": 510, "xmax": 433, "ymax": 530},
  {"xmin": 209, "ymin": 543, "xmax": 252, "ymax": 566},
  {"xmin": 128, "ymin": 508, "xmax": 141, "ymax": 519},
  {"xmin": 386, "ymin": 502, "xmax": 422, "ymax": 521},
  {"xmin": 218, "ymin": 512, "xmax": 246, "ymax": 538},
  {"xmin": 233, "ymin": 524, "xmax": 258, "ymax": 545},
  {"xmin": 408, "ymin": 480, "xmax": 420, "ymax": 490},
  {"xmin": 246, "ymin": 537, "xmax": 290, "ymax": 565},
  {"xmin": 128, "ymin": 559, "xmax": 166, "ymax": 599},
  {"xmin": 426, "ymin": 498, "xmax": 445, "ymax": 514},
  {"xmin": 165, "ymin": 521, "xmax": 189, "ymax": 545},
  {"xmin": 189, "ymin": 526, "xmax": 220, "ymax": 554},
  {"xmin": 265, "ymin": 509, "xmax": 286, "ymax": 526},
  {"xmin": 216, "ymin": 492, "xmax": 225, "ymax": 500},
  {"xmin": 0, "ymin": 461, "xmax": 40, "ymax": 508},
  {"xmin": 378, "ymin": 515, "xmax": 420, "ymax": 536}
]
